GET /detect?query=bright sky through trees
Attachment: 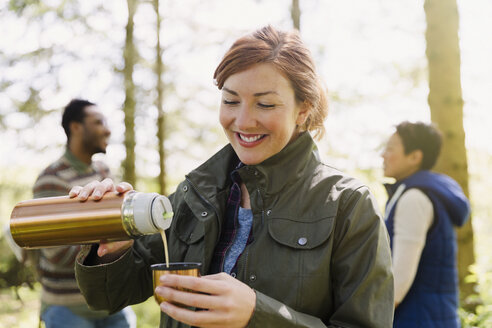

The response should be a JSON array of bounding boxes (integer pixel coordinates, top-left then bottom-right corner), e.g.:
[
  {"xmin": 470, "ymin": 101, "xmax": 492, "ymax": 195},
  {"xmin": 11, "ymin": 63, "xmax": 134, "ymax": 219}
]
[{"xmin": 0, "ymin": 0, "xmax": 490, "ymax": 179}]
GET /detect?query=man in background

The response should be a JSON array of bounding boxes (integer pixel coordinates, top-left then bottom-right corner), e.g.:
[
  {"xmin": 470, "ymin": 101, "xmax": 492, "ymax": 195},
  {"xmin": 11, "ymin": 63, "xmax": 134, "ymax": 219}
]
[
  {"xmin": 382, "ymin": 121, "xmax": 470, "ymax": 327},
  {"xmin": 33, "ymin": 99, "xmax": 136, "ymax": 328}
]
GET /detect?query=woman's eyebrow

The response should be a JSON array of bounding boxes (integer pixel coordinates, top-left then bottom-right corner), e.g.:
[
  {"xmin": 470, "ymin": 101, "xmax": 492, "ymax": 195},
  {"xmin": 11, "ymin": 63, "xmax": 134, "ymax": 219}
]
[
  {"xmin": 222, "ymin": 87, "xmax": 238, "ymax": 96},
  {"xmin": 222, "ymin": 87, "xmax": 278, "ymax": 97},
  {"xmin": 253, "ymin": 91, "xmax": 278, "ymax": 97}
]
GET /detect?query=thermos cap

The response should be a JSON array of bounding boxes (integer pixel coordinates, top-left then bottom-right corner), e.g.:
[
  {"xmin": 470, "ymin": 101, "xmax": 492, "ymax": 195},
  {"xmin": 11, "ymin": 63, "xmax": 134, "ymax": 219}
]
[
  {"xmin": 150, "ymin": 195, "xmax": 173, "ymax": 231},
  {"xmin": 122, "ymin": 191, "xmax": 173, "ymax": 236},
  {"xmin": 127, "ymin": 192, "xmax": 173, "ymax": 235}
]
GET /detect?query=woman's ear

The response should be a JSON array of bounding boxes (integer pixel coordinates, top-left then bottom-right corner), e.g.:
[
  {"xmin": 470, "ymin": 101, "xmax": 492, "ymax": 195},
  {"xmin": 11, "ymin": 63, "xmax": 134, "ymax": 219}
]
[{"xmin": 296, "ymin": 101, "xmax": 311, "ymax": 126}]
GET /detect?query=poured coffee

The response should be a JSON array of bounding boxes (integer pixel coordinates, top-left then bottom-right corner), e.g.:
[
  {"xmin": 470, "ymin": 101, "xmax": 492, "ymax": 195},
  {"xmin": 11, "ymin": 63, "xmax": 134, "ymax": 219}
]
[{"xmin": 160, "ymin": 229, "xmax": 170, "ymax": 268}]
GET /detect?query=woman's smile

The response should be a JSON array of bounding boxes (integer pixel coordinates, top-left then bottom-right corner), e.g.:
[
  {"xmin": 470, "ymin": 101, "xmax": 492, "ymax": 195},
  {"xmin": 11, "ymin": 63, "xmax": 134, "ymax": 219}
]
[{"xmin": 236, "ymin": 133, "xmax": 267, "ymax": 147}]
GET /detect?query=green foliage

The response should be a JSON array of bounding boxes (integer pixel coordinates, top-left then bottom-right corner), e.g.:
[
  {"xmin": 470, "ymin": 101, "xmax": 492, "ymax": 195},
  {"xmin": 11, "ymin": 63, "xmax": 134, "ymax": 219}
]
[
  {"xmin": 0, "ymin": 285, "xmax": 42, "ymax": 328},
  {"xmin": 131, "ymin": 297, "xmax": 162, "ymax": 327},
  {"xmin": 458, "ymin": 150, "xmax": 492, "ymax": 327},
  {"xmin": 13, "ymin": 87, "xmax": 57, "ymax": 123},
  {"xmin": 460, "ymin": 306, "xmax": 492, "ymax": 328},
  {"xmin": 0, "ymin": 166, "xmax": 36, "ymax": 226},
  {"xmin": 0, "ymin": 166, "xmax": 38, "ymax": 291},
  {"xmin": 459, "ymin": 265, "xmax": 492, "ymax": 327},
  {"xmin": 8, "ymin": 0, "xmax": 41, "ymax": 14},
  {"xmin": 0, "ymin": 285, "xmax": 162, "ymax": 327},
  {"xmin": 0, "ymin": 251, "xmax": 37, "ymax": 291}
]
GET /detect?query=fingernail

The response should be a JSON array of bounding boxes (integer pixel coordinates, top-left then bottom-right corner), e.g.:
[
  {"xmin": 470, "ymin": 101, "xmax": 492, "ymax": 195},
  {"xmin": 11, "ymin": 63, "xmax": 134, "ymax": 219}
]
[
  {"xmin": 93, "ymin": 191, "xmax": 102, "ymax": 198},
  {"xmin": 80, "ymin": 192, "xmax": 88, "ymax": 199}
]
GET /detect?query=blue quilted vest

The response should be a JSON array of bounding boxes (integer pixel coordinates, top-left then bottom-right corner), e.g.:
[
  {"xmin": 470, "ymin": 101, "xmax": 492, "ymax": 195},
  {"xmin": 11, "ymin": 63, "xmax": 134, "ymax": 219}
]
[{"xmin": 385, "ymin": 171, "xmax": 470, "ymax": 328}]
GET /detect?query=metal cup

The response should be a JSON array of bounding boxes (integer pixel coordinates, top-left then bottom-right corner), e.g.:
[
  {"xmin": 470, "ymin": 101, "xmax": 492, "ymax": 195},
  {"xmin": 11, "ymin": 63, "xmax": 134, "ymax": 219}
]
[{"xmin": 151, "ymin": 262, "xmax": 202, "ymax": 306}]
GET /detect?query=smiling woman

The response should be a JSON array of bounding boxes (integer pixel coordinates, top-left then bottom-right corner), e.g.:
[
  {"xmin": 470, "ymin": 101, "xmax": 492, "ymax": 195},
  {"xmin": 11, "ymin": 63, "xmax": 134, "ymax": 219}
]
[
  {"xmin": 73, "ymin": 25, "xmax": 394, "ymax": 328},
  {"xmin": 218, "ymin": 63, "xmax": 307, "ymax": 165},
  {"xmin": 214, "ymin": 25, "xmax": 327, "ymax": 166},
  {"xmin": 213, "ymin": 26, "xmax": 327, "ymax": 141}
]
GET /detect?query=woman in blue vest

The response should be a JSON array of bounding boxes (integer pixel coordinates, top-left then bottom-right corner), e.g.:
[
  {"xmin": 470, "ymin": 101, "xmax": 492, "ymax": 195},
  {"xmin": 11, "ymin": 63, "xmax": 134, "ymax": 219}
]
[{"xmin": 382, "ymin": 121, "xmax": 470, "ymax": 327}]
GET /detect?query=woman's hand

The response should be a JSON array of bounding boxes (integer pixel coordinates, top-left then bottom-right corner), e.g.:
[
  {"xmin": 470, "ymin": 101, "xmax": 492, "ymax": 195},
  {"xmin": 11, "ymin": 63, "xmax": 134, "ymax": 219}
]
[
  {"xmin": 69, "ymin": 178, "xmax": 133, "ymax": 200},
  {"xmin": 156, "ymin": 272, "xmax": 256, "ymax": 328},
  {"xmin": 94, "ymin": 239, "xmax": 134, "ymax": 260},
  {"xmin": 69, "ymin": 178, "xmax": 135, "ymax": 260}
]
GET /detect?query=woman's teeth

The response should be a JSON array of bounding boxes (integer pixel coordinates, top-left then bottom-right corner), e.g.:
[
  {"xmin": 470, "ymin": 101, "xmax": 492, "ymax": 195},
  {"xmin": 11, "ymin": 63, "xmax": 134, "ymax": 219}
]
[{"xmin": 239, "ymin": 134, "xmax": 263, "ymax": 142}]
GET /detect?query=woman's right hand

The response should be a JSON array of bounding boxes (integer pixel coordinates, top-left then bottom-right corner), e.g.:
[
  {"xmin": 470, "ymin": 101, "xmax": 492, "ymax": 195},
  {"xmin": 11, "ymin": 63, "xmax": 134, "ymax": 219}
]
[
  {"xmin": 69, "ymin": 178, "xmax": 135, "ymax": 259},
  {"xmin": 69, "ymin": 178, "xmax": 133, "ymax": 201}
]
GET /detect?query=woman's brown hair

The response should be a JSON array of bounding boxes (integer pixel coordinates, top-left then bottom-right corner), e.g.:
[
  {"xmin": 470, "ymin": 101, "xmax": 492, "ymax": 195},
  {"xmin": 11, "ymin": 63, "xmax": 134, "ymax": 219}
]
[{"xmin": 213, "ymin": 25, "xmax": 328, "ymax": 140}]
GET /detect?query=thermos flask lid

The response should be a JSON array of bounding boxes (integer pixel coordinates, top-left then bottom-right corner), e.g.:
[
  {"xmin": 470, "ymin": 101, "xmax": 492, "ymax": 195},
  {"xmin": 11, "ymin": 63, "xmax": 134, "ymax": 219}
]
[
  {"xmin": 151, "ymin": 196, "xmax": 173, "ymax": 231},
  {"xmin": 131, "ymin": 192, "xmax": 173, "ymax": 234}
]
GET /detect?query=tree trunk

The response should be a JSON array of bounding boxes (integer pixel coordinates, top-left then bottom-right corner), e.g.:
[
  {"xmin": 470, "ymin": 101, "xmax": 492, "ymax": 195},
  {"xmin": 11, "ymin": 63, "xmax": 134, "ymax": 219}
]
[
  {"xmin": 291, "ymin": 0, "xmax": 300, "ymax": 30},
  {"xmin": 122, "ymin": 0, "xmax": 137, "ymax": 186},
  {"xmin": 424, "ymin": 0, "xmax": 477, "ymax": 311},
  {"xmin": 153, "ymin": 0, "xmax": 166, "ymax": 195}
]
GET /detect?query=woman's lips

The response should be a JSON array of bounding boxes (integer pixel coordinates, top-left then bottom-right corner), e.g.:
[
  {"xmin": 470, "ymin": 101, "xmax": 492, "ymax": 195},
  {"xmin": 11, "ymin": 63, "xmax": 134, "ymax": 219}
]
[{"xmin": 236, "ymin": 133, "xmax": 266, "ymax": 147}]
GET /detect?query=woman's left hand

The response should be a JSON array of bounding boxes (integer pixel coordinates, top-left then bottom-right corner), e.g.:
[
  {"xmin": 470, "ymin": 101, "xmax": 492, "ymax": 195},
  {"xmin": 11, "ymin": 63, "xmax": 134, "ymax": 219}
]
[{"xmin": 156, "ymin": 272, "xmax": 256, "ymax": 328}]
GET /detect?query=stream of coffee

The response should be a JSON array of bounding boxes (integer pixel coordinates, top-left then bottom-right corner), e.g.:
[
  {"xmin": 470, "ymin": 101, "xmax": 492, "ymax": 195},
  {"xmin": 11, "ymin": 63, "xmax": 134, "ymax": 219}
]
[{"xmin": 160, "ymin": 229, "xmax": 170, "ymax": 268}]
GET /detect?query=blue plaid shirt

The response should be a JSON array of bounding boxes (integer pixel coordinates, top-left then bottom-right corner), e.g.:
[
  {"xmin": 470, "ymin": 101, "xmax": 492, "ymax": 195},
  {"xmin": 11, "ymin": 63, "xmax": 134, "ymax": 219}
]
[{"xmin": 209, "ymin": 163, "xmax": 254, "ymax": 275}]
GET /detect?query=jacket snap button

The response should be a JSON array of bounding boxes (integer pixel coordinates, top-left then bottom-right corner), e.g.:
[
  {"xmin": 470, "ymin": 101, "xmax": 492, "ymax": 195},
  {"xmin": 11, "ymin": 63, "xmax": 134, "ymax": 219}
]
[
  {"xmin": 249, "ymin": 274, "xmax": 256, "ymax": 281},
  {"xmin": 183, "ymin": 185, "xmax": 188, "ymax": 192},
  {"xmin": 266, "ymin": 210, "xmax": 272, "ymax": 216},
  {"xmin": 298, "ymin": 237, "xmax": 307, "ymax": 246},
  {"xmin": 230, "ymin": 272, "xmax": 237, "ymax": 278},
  {"xmin": 201, "ymin": 211, "xmax": 207, "ymax": 217}
]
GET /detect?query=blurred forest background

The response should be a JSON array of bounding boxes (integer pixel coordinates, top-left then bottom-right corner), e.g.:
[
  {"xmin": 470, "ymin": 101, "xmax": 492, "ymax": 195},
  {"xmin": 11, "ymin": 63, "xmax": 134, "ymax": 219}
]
[{"xmin": 0, "ymin": 0, "xmax": 491, "ymax": 327}]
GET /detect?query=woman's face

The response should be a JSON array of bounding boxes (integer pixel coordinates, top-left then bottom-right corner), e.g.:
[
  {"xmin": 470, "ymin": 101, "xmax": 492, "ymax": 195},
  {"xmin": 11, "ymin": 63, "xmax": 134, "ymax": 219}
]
[{"xmin": 219, "ymin": 63, "xmax": 308, "ymax": 165}]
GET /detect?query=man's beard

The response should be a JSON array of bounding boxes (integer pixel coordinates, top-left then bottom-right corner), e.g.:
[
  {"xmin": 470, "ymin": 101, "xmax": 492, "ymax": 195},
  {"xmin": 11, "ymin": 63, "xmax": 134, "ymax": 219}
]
[
  {"xmin": 83, "ymin": 136, "xmax": 106, "ymax": 155},
  {"xmin": 93, "ymin": 146, "xmax": 107, "ymax": 154}
]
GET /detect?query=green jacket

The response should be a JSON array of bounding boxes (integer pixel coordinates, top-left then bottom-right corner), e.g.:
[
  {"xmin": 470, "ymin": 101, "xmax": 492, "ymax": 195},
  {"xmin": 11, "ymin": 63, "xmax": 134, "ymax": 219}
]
[{"xmin": 76, "ymin": 132, "xmax": 394, "ymax": 327}]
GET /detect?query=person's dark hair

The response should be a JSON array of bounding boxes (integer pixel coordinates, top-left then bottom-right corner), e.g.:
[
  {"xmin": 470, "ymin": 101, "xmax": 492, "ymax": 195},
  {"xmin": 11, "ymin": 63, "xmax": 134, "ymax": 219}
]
[
  {"xmin": 214, "ymin": 25, "xmax": 328, "ymax": 140},
  {"xmin": 61, "ymin": 99, "xmax": 95, "ymax": 141},
  {"xmin": 396, "ymin": 121, "xmax": 443, "ymax": 170}
]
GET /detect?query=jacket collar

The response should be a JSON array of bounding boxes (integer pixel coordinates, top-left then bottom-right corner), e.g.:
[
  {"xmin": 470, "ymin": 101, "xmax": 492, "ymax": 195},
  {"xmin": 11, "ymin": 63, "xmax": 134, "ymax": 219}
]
[
  {"xmin": 186, "ymin": 132, "xmax": 317, "ymax": 197},
  {"xmin": 185, "ymin": 143, "xmax": 239, "ymax": 198},
  {"xmin": 239, "ymin": 132, "xmax": 317, "ymax": 195}
]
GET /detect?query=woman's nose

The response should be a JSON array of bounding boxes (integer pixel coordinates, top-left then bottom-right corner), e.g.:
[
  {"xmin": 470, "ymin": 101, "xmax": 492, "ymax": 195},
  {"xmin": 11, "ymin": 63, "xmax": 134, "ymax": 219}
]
[{"xmin": 235, "ymin": 104, "xmax": 256, "ymax": 130}]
